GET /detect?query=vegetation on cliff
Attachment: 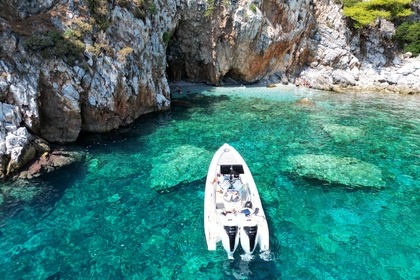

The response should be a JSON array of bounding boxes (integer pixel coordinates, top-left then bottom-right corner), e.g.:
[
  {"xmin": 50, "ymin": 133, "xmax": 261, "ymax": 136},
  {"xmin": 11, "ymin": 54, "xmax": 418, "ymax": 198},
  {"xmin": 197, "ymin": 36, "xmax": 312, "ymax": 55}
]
[
  {"xmin": 343, "ymin": 0, "xmax": 413, "ymax": 28},
  {"xmin": 394, "ymin": 22, "xmax": 420, "ymax": 55},
  {"xmin": 23, "ymin": 0, "xmax": 159, "ymax": 63},
  {"xmin": 343, "ymin": 0, "xmax": 419, "ymax": 56}
]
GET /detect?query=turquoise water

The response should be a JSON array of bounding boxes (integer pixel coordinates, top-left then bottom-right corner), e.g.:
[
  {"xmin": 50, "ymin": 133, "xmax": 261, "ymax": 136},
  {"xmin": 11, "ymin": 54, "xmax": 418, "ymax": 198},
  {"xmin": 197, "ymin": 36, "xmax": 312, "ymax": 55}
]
[{"xmin": 0, "ymin": 85, "xmax": 419, "ymax": 279}]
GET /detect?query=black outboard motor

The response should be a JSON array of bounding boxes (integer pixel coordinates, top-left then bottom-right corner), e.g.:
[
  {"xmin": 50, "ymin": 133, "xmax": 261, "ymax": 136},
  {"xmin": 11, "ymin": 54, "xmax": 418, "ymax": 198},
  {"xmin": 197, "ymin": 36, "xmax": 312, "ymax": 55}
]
[
  {"xmin": 222, "ymin": 215, "xmax": 239, "ymax": 259},
  {"xmin": 243, "ymin": 226, "xmax": 258, "ymax": 253},
  {"xmin": 224, "ymin": 226, "xmax": 239, "ymax": 252},
  {"xmin": 240, "ymin": 219, "xmax": 259, "ymax": 255}
]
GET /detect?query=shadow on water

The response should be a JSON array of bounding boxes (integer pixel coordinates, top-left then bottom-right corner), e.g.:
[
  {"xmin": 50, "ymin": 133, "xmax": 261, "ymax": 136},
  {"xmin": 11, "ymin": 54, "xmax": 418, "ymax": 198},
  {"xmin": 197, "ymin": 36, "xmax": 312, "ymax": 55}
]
[
  {"xmin": 0, "ymin": 162, "xmax": 86, "ymax": 221},
  {"xmin": 153, "ymin": 177, "xmax": 206, "ymax": 194},
  {"xmin": 286, "ymin": 175, "xmax": 384, "ymax": 194},
  {"xmin": 76, "ymin": 93, "xmax": 231, "ymax": 154}
]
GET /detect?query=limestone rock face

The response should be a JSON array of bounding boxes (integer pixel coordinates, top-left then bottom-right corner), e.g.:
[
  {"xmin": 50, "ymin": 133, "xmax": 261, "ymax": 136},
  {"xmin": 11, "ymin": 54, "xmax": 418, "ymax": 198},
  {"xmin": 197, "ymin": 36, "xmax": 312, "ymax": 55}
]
[
  {"xmin": 38, "ymin": 64, "xmax": 82, "ymax": 143},
  {"xmin": 299, "ymin": 0, "xmax": 420, "ymax": 93},
  {"xmin": 0, "ymin": 0, "xmax": 55, "ymax": 20},
  {"xmin": 0, "ymin": 1, "xmax": 174, "ymax": 176},
  {"xmin": 0, "ymin": 103, "xmax": 23, "ymax": 177},
  {"xmin": 167, "ymin": 0, "xmax": 315, "ymax": 84}
]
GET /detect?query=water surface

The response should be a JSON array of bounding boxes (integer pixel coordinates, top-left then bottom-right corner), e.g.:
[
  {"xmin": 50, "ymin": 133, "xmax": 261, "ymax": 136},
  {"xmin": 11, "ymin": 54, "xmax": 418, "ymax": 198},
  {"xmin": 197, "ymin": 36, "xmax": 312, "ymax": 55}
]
[{"xmin": 0, "ymin": 85, "xmax": 419, "ymax": 279}]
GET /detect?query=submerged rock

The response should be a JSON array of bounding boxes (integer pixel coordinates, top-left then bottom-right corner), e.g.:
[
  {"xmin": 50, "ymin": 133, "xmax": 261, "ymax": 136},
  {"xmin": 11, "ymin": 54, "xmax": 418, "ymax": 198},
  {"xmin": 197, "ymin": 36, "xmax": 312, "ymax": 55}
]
[
  {"xmin": 150, "ymin": 145, "xmax": 211, "ymax": 192},
  {"xmin": 295, "ymin": 97, "xmax": 315, "ymax": 107},
  {"xmin": 17, "ymin": 150, "xmax": 85, "ymax": 179},
  {"xmin": 251, "ymin": 101, "xmax": 273, "ymax": 111},
  {"xmin": 323, "ymin": 124, "xmax": 364, "ymax": 142},
  {"xmin": 287, "ymin": 154, "xmax": 385, "ymax": 188},
  {"xmin": 0, "ymin": 180, "xmax": 42, "ymax": 206}
]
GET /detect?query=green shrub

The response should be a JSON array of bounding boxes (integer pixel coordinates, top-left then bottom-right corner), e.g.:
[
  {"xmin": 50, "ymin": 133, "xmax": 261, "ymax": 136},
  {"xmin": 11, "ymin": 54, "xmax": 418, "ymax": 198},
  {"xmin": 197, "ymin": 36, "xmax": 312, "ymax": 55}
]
[
  {"xmin": 343, "ymin": 0, "xmax": 413, "ymax": 28},
  {"xmin": 25, "ymin": 30, "xmax": 85, "ymax": 64},
  {"xmin": 148, "ymin": 2, "xmax": 156, "ymax": 14},
  {"xmin": 250, "ymin": 3, "xmax": 257, "ymax": 14},
  {"xmin": 87, "ymin": 0, "xmax": 109, "ymax": 30},
  {"xmin": 130, "ymin": 0, "xmax": 158, "ymax": 19},
  {"xmin": 394, "ymin": 22, "xmax": 420, "ymax": 56},
  {"xmin": 162, "ymin": 32, "xmax": 171, "ymax": 45},
  {"xmin": 204, "ymin": 0, "xmax": 215, "ymax": 18}
]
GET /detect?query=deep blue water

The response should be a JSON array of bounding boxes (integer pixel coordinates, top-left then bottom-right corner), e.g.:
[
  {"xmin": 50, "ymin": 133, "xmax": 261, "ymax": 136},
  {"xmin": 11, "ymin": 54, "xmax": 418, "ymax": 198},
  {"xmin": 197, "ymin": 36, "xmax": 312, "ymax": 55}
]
[{"xmin": 0, "ymin": 85, "xmax": 419, "ymax": 279}]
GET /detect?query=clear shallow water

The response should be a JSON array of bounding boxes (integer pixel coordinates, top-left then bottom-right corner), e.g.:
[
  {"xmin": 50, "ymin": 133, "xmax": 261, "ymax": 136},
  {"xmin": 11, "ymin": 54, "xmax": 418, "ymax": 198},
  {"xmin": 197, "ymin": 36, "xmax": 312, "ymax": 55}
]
[{"xmin": 0, "ymin": 85, "xmax": 419, "ymax": 279}]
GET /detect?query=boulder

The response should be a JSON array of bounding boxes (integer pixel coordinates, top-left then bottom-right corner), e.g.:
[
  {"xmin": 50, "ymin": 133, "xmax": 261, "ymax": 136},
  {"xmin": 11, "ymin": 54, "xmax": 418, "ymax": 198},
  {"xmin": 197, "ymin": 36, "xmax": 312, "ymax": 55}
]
[
  {"xmin": 287, "ymin": 154, "xmax": 385, "ymax": 188},
  {"xmin": 331, "ymin": 69, "xmax": 356, "ymax": 86},
  {"xmin": 5, "ymin": 127, "xmax": 36, "ymax": 176},
  {"xmin": 1, "ymin": 126, "xmax": 52, "ymax": 178},
  {"xmin": 150, "ymin": 145, "xmax": 211, "ymax": 192},
  {"xmin": 18, "ymin": 149, "xmax": 85, "ymax": 179}
]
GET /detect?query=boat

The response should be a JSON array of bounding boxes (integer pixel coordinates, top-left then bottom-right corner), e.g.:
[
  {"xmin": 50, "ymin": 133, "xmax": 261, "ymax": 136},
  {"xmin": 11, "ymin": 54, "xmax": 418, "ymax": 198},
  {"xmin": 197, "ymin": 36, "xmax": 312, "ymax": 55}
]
[{"xmin": 204, "ymin": 143, "xmax": 269, "ymax": 259}]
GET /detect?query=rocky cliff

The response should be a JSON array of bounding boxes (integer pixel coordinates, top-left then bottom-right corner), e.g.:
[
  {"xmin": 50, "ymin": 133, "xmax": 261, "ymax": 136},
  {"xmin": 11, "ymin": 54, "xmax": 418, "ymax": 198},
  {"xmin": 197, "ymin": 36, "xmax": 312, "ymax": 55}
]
[{"xmin": 0, "ymin": 0, "xmax": 418, "ymax": 178}]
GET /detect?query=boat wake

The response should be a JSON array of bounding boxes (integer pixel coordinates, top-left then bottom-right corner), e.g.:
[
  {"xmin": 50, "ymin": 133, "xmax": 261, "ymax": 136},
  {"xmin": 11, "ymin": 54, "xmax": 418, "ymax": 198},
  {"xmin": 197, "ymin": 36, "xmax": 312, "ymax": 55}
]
[
  {"xmin": 240, "ymin": 253, "xmax": 254, "ymax": 262},
  {"xmin": 259, "ymin": 250, "xmax": 274, "ymax": 261}
]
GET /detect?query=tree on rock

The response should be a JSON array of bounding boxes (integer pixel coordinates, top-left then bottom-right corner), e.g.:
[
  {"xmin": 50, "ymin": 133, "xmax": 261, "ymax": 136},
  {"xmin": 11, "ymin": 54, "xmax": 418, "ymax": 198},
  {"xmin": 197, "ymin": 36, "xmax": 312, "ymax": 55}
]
[{"xmin": 343, "ymin": 0, "xmax": 413, "ymax": 29}]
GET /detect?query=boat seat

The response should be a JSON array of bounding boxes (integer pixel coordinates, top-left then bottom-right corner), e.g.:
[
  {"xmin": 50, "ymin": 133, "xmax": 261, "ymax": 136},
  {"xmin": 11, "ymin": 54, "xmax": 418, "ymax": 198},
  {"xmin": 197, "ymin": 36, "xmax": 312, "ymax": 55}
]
[
  {"xmin": 232, "ymin": 179, "xmax": 242, "ymax": 189},
  {"xmin": 241, "ymin": 208, "xmax": 251, "ymax": 216},
  {"xmin": 216, "ymin": 202, "xmax": 225, "ymax": 213}
]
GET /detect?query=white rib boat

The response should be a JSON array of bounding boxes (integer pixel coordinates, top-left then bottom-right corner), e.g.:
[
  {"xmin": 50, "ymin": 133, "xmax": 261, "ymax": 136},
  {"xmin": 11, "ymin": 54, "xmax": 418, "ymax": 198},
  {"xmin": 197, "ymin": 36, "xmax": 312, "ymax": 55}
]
[{"xmin": 204, "ymin": 143, "xmax": 269, "ymax": 259}]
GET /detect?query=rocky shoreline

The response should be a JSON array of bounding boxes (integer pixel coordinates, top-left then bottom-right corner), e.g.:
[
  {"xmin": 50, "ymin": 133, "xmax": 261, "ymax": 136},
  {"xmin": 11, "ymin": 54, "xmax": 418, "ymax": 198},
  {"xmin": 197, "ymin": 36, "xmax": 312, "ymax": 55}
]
[{"xmin": 296, "ymin": 56, "xmax": 420, "ymax": 95}]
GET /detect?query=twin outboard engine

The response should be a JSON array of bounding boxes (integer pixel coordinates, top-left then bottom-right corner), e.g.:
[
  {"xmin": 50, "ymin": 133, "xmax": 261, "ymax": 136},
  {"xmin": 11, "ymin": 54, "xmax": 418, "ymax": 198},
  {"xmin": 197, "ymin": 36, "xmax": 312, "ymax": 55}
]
[{"xmin": 222, "ymin": 215, "xmax": 260, "ymax": 258}]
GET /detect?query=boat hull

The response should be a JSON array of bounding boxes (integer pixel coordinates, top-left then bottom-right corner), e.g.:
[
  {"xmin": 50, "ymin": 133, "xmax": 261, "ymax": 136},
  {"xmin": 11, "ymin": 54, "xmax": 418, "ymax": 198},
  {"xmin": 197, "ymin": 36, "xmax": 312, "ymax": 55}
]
[{"xmin": 204, "ymin": 143, "xmax": 270, "ymax": 259}]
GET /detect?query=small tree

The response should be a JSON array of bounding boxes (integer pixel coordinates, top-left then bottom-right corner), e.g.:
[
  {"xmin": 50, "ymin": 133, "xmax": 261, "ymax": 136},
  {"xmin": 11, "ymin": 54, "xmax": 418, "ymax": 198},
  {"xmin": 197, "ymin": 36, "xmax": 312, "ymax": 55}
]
[
  {"xmin": 394, "ymin": 22, "xmax": 420, "ymax": 56},
  {"xmin": 343, "ymin": 0, "xmax": 413, "ymax": 28}
]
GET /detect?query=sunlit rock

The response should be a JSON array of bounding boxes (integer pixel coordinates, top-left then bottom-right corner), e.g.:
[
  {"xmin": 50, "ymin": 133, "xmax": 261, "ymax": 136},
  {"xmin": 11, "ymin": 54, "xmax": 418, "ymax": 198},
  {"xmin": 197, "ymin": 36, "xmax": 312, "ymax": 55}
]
[
  {"xmin": 5, "ymin": 127, "xmax": 36, "ymax": 176},
  {"xmin": 18, "ymin": 150, "xmax": 85, "ymax": 179},
  {"xmin": 287, "ymin": 154, "xmax": 385, "ymax": 188},
  {"xmin": 150, "ymin": 145, "xmax": 211, "ymax": 192}
]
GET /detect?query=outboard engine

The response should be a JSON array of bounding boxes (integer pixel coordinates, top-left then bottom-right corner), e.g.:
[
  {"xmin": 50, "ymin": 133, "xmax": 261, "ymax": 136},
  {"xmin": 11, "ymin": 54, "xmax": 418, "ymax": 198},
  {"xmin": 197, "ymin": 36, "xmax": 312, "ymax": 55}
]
[
  {"xmin": 240, "ymin": 219, "xmax": 258, "ymax": 255},
  {"xmin": 222, "ymin": 214, "xmax": 239, "ymax": 259}
]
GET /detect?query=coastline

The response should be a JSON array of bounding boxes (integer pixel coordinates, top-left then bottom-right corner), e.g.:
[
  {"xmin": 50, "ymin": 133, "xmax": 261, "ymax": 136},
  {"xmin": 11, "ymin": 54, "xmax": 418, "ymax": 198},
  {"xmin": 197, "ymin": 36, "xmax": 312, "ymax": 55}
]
[
  {"xmin": 169, "ymin": 56, "xmax": 420, "ymax": 96},
  {"xmin": 296, "ymin": 56, "xmax": 420, "ymax": 95}
]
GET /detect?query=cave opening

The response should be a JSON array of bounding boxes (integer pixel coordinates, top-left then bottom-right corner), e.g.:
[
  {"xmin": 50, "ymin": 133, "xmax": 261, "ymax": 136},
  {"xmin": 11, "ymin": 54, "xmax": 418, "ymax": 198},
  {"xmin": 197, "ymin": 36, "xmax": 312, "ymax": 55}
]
[
  {"xmin": 165, "ymin": 26, "xmax": 188, "ymax": 82},
  {"xmin": 222, "ymin": 68, "xmax": 247, "ymax": 85}
]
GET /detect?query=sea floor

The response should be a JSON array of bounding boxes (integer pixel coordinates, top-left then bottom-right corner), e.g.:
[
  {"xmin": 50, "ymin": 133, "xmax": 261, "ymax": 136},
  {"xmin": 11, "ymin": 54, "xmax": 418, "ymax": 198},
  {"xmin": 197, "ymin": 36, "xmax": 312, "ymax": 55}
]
[{"xmin": 0, "ymin": 85, "xmax": 419, "ymax": 279}]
